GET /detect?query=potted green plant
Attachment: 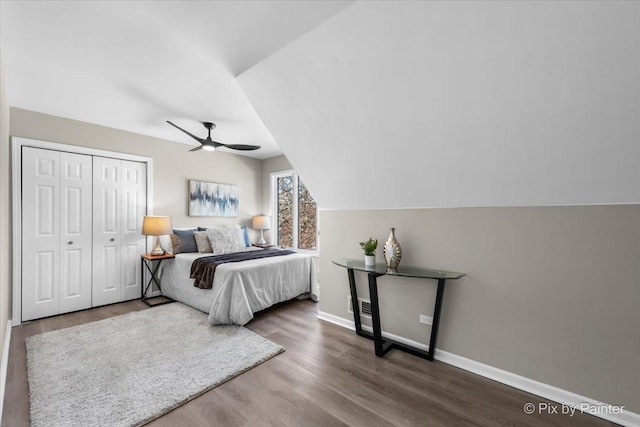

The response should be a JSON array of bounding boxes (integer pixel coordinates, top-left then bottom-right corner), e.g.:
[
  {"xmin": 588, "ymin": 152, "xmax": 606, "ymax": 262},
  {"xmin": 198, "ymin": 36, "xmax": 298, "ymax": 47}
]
[{"xmin": 360, "ymin": 237, "xmax": 378, "ymax": 267}]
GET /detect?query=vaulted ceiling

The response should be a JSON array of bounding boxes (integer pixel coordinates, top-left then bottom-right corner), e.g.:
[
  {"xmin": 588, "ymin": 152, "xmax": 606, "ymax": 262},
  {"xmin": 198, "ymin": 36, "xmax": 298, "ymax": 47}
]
[
  {"xmin": 239, "ymin": 1, "xmax": 640, "ymax": 208},
  {"xmin": 0, "ymin": 0, "xmax": 353, "ymax": 159}
]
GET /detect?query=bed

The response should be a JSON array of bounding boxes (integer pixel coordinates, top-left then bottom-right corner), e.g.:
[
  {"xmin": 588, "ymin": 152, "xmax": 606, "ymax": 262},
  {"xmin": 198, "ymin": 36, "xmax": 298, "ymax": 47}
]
[{"xmin": 158, "ymin": 247, "xmax": 318, "ymax": 325}]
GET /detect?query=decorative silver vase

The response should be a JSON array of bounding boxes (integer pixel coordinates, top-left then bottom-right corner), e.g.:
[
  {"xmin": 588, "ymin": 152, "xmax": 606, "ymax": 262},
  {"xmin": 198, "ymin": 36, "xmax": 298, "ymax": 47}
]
[{"xmin": 383, "ymin": 227, "xmax": 402, "ymax": 272}]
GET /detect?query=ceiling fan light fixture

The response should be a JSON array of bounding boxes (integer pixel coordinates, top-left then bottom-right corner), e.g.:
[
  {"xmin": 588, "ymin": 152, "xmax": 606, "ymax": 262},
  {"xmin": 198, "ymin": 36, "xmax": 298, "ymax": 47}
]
[{"xmin": 166, "ymin": 120, "xmax": 260, "ymax": 153}]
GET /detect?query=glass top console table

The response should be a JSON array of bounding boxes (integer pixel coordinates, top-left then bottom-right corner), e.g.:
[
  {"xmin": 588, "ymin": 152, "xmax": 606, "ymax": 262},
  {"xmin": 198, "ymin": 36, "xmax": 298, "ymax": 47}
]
[{"xmin": 332, "ymin": 258, "xmax": 465, "ymax": 361}]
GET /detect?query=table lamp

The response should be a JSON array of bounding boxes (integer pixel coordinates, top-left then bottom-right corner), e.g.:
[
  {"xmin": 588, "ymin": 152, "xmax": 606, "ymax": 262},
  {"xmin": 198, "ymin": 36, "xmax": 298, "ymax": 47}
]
[
  {"xmin": 252, "ymin": 215, "xmax": 271, "ymax": 245},
  {"xmin": 142, "ymin": 215, "xmax": 172, "ymax": 255}
]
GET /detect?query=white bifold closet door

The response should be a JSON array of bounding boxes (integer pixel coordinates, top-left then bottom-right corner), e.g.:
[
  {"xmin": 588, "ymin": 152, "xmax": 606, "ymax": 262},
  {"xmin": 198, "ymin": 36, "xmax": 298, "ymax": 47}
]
[
  {"xmin": 92, "ymin": 157, "xmax": 147, "ymax": 307},
  {"xmin": 22, "ymin": 147, "xmax": 92, "ymax": 321}
]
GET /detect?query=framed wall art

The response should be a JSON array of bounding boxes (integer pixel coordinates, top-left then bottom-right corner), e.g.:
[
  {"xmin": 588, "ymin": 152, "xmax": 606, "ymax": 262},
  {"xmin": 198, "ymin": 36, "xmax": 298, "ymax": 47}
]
[{"xmin": 188, "ymin": 180, "xmax": 239, "ymax": 217}]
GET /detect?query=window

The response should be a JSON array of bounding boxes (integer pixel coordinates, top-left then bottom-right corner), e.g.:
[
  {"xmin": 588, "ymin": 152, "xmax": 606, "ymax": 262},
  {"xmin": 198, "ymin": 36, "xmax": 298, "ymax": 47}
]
[{"xmin": 271, "ymin": 171, "xmax": 318, "ymax": 253}]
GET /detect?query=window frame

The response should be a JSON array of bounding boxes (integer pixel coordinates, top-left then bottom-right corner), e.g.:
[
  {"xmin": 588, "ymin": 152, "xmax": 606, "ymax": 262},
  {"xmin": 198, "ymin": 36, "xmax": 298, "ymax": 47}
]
[{"xmin": 270, "ymin": 170, "xmax": 319, "ymax": 255}]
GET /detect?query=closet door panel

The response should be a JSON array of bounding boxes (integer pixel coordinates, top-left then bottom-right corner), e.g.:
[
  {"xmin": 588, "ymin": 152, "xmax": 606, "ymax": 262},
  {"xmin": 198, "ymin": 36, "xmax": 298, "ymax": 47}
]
[
  {"xmin": 59, "ymin": 152, "xmax": 92, "ymax": 314},
  {"xmin": 22, "ymin": 147, "xmax": 60, "ymax": 321},
  {"xmin": 20, "ymin": 144, "xmax": 149, "ymax": 321},
  {"xmin": 120, "ymin": 161, "xmax": 147, "ymax": 301},
  {"xmin": 92, "ymin": 157, "xmax": 122, "ymax": 307}
]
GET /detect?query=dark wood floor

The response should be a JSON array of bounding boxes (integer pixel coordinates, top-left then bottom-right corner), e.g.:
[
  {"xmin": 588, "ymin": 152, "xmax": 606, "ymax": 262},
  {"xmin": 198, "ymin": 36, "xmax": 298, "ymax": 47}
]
[{"xmin": 3, "ymin": 299, "xmax": 615, "ymax": 426}]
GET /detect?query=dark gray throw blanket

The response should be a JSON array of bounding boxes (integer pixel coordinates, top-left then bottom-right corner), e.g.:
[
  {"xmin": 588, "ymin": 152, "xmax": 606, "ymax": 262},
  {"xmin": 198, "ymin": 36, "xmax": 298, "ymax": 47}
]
[{"xmin": 190, "ymin": 249, "xmax": 295, "ymax": 289}]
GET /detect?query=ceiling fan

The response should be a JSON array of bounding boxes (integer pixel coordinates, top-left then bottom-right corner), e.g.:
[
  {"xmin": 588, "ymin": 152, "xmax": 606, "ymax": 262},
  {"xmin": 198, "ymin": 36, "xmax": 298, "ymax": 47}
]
[{"xmin": 166, "ymin": 121, "xmax": 260, "ymax": 152}]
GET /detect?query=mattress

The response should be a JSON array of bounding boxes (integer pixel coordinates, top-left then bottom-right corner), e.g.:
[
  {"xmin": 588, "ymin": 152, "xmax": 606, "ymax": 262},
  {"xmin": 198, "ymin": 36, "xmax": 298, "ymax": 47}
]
[{"xmin": 158, "ymin": 248, "xmax": 318, "ymax": 325}]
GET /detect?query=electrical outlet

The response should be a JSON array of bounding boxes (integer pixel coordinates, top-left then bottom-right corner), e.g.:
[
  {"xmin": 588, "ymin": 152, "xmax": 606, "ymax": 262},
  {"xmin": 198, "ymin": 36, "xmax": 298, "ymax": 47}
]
[{"xmin": 419, "ymin": 315, "xmax": 433, "ymax": 325}]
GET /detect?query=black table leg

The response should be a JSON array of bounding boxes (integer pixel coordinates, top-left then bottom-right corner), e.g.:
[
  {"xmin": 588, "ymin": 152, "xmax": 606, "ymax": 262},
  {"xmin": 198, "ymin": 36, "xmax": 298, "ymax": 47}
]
[
  {"xmin": 347, "ymin": 268, "xmax": 362, "ymax": 333},
  {"xmin": 428, "ymin": 279, "xmax": 447, "ymax": 360},
  {"xmin": 367, "ymin": 273, "xmax": 384, "ymax": 357},
  {"xmin": 142, "ymin": 259, "xmax": 160, "ymax": 298},
  {"xmin": 140, "ymin": 257, "xmax": 144, "ymax": 300}
]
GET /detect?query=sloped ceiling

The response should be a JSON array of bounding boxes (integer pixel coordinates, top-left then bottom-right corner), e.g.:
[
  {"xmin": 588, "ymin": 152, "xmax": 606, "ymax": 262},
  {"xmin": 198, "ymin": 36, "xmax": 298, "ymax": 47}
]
[
  {"xmin": 238, "ymin": 1, "xmax": 640, "ymax": 207},
  {"xmin": 0, "ymin": 0, "xmax": 352, "ymax": 159}
]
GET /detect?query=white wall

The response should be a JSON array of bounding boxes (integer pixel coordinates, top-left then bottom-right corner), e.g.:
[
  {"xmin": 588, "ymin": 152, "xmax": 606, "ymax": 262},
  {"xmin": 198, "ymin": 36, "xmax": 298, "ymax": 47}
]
[
  {"xmin": 0, "ymin": 42, "xmax": 11, "ymax": 365},
  {"xmin": 239, "ymin": 1, "xmax": 640, "ymax": 210}
]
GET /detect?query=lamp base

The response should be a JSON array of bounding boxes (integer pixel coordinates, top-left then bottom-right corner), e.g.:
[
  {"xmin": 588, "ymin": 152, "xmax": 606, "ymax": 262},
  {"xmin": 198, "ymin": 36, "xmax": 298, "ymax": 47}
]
[
  {"xmin": 150, "ymin": 236, "xmax": 165, "ymax": 256},
  {"xmin": 257, "ymin": 229, "xmax": 266, "ymax": 245}
]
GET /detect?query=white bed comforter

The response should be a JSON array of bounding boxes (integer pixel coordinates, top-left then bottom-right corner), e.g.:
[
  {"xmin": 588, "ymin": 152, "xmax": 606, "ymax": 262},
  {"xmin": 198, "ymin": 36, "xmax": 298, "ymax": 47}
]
[{"xmin": 158, "ymin": 249, "xmax": 318, "ymax": 325}]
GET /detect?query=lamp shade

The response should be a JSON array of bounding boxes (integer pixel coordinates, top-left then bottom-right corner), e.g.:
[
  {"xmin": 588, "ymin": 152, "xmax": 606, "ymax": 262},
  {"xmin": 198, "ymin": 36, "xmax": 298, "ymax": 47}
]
[
  {"xmin": 142, "ymin": 215, "xmax": 172, "ymax": 236},
  {"xmin": 252, "ymin": 215, "xmax": 271, "ymax": 230}
]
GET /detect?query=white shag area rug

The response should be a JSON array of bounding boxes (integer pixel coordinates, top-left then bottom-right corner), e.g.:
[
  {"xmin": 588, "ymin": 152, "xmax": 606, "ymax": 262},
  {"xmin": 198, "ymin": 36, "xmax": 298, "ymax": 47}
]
[{"xmin": 26, "ymin": 303, "xmax": 284, "ymax": 427}]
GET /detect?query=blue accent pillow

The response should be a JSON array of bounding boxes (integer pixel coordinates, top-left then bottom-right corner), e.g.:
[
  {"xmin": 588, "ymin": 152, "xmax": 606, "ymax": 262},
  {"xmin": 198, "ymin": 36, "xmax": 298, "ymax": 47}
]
[
  {"xmin": 171, "ymin": 229, "xmax": 198, "ymax": 254},
  {"xmin": 241, "ymin": 226, "xmax": 251, "ymax": 247}
]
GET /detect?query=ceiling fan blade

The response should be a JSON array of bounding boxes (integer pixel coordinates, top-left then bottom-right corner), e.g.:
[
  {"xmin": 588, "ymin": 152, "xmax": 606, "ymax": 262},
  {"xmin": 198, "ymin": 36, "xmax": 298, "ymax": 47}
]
[
  {"xmin": 166, "ymin": 121, "xmax": 205, "ymax": 144},
  {"xmin": 221, "ymin": 144, "xmax": 261, "ymax": 151},
  {"xmin": 189, "ymin": 146, "xmax": 203, "ymax": 152}
]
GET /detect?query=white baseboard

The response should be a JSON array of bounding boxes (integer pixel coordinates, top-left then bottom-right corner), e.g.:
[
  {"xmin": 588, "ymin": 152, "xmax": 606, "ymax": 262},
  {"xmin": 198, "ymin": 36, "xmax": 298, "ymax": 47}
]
[
  {"xmin": 317, "ymin": 311, "xmax": 430, "ymax": 351},
  {"xmin": 0, "ymin": 319, "xmax": 12, "ymax": 426},
  {"xmin": 317, "ymin": 311, "xmax": 640, "ymax": 427}
]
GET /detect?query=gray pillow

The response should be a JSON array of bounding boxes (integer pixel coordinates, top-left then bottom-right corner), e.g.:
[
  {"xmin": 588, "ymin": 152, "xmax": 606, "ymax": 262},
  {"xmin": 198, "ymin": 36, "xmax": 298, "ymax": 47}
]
[
  {"xmin": 193, "ymin": 231, "xmax": 213, "ymax": 253},
  {"xmin": 170, "ymin": 229, "xmax": 198, "ymax": 254}
]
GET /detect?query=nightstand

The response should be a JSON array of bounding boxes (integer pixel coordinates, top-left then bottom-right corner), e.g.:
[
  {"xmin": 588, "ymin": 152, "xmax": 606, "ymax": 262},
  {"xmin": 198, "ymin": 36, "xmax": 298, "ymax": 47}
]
[
  {"xmin": 252, "ymin": 243, "xmax": 275, "ymax": 249},
  {"xmin": 141, "ymin": 253, "xmax": 175, "ymax": 307}
]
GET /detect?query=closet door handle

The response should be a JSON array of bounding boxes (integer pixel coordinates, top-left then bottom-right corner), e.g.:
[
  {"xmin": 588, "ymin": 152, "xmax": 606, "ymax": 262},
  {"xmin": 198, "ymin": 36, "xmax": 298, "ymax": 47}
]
[
  {"xmin": 67, "ymin": 241, "xmax": 73, "ymax": 245},
  {"xmin": 110, "ymin": 238, "xmax": 115, "ymax": 242}
]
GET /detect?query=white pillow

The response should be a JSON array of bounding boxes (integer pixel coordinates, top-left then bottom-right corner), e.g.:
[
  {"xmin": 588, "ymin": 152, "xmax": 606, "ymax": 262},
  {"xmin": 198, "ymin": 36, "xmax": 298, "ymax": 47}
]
[
  {"xmin": 206, "ymin": 225, "xmax": 246, "ymax": 255},
  {"xmin": 198, "ymin": 226, "xmax": 245, "ymax": 245}
]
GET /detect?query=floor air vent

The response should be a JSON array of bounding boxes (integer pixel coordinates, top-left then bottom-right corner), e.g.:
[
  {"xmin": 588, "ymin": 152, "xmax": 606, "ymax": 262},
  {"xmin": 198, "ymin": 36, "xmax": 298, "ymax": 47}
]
[
  {"xmin": 347, "ymin": 296, "xmax": 372, "ymax": 319},
  {"xmin": 360, "ymin": 300, "xmax": 372, "ymax": 317}
]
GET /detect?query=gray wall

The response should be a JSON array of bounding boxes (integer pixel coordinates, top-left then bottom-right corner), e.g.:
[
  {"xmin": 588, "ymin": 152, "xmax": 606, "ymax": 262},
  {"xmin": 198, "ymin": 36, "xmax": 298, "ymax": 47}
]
[
  {"xmin": 259, "ymin": 154, "xmax": 293, "ymax": 245},
  {"xmin": 10, "ymin": 108, "xmax": 263, "ymax": 232},
  {"xmin": 260, "ymin": 154, "xmax": 293, "ymax": 215},
  {"xmin": 319, "ymin": 205, "xmax": 640, "ymax": 412}
]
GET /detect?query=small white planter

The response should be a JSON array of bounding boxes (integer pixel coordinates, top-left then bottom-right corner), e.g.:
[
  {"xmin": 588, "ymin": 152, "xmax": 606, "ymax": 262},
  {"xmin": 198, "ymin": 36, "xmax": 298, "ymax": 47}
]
[{"xmin": 364, "ymin": 255, "xmax": 376, "ymax": 266}]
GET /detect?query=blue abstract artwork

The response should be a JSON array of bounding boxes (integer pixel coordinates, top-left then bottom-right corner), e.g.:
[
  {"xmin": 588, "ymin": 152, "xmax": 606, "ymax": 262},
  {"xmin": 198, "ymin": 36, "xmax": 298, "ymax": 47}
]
[{"xmin": 188, "ymin": 180, "xmax": 239, "ymax": 217}]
